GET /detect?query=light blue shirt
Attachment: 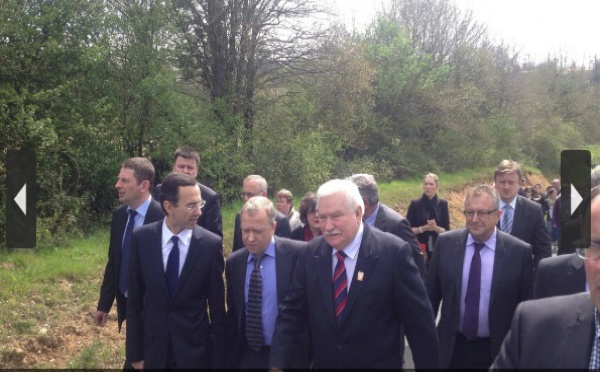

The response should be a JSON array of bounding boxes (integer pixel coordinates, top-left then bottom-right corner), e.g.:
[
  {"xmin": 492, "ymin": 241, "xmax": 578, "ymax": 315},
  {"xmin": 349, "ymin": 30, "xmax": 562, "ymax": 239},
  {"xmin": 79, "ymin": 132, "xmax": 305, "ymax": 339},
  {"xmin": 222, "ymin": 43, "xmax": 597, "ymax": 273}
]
[
  {"xmin": 364, "ymin": 203, "xmax": 380, "ymax": 227},
  {"xmin": 245, "ymin": 238, "xmax": 278, "ymax": 346},
  {"xmin": 161, "ymin": 220, "xmax": 192, "ymax": 275},
  {"xmin": 459, "ymin": 230, "xmax": 497, "ymax": 338},
  {"xmin": 331, "ymin": 223, "xmax": 364, "ymax": 291}
]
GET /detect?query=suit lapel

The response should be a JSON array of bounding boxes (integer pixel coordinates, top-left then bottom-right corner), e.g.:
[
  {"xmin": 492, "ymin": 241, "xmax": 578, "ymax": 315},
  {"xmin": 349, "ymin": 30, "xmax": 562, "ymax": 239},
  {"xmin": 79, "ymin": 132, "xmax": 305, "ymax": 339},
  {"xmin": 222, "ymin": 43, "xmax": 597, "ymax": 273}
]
[
  {"xmin": 315, "ymin": 241, "xmax": 336, "ymax": 328},
  {"xmin": 510, "ymin": 196, "xmax": 525, "ymax": 235},
  {"xmin": 173, "ymin": 226, "xmax": 202, "ymax": 300},
  {"xmin": 564, "ymin": 297, "xmax": 595, "ymax": 367},
  {"xmin": 274, "ymin": 239, "xmax": 293, "ymax": 303},
  {"xmin": 115, "ymin": 207, "xmax": 128, "ymax": 269},
  {"xmin": 489, "ymin": 232, "xmax": 507, "ymax": 307},
  {"xmin": 337, "ymin": 227, "xmax": 378, "ymax": 328},
  {"xmin": 147, "ymin": 223, "xmax": 170, "ymax": 300},
  {"xmin": 452, "ymin": 231, "xmax": 468, "ymax": 309},
  {"xmin": 373, "ymin": 207, "xmax": 385, "ymax": 231}
]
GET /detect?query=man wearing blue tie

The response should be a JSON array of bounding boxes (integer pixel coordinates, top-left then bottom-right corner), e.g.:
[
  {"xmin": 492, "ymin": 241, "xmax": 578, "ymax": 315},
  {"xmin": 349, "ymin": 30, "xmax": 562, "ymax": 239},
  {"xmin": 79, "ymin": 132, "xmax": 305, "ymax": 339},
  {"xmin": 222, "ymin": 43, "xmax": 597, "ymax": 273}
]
[
  {"xmin": 94, "ymin": 158, "xmax": 164, "ymax": 368},
  {"xmin": 126, "ymin": 173, "xmax": 226, "ymax": 369},
  {"xmin": 494, "ymin": 160, "xmax": 551, "ymax": 268}
]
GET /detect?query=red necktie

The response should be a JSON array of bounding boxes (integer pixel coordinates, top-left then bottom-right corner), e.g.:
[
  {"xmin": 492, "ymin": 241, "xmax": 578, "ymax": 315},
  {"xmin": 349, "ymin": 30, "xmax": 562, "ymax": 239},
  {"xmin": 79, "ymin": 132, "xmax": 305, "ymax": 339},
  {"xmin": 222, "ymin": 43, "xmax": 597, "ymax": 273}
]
[{"xmin": 333, "ymin": 251, "xmax": 348, "ymax": 325}]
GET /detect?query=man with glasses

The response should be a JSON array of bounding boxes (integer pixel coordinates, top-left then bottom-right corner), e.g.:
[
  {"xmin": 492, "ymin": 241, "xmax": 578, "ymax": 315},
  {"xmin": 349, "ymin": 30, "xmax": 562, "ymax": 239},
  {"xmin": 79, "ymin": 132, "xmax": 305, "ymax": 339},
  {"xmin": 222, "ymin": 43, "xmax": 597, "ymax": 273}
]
[
  {"xmin": 126, "ymin": 172, "xmax": 226, "ymax": 369},
  {"xmin": 492, "ymin": 193, "xmax": 600, "ymax": 368},
  {"xmin": 494, "ymin": 160, "xmax": 552, "ymax": 268},
  {"xmin": 426, "ymin": 184, "xmax": 533, "ymax": 369},
  {"xmin": 232, "ymin": 175, "xmax": 292, "ymax": 252}
]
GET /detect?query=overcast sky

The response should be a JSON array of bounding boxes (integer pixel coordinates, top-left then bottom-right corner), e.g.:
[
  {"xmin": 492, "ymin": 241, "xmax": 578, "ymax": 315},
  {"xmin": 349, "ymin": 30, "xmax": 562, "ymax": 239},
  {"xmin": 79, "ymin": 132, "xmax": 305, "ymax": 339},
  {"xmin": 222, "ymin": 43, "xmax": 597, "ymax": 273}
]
[{"xmin": 329, "ymin": 0, "xmax": 600, "ymax": 65}]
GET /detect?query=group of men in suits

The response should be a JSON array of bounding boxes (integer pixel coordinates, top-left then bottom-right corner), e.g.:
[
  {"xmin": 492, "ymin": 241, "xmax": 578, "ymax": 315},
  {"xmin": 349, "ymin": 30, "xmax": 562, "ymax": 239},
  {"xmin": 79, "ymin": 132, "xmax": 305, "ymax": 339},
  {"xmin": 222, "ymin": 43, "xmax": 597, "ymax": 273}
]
[{"xmin": 95, "ymin": 151, "xmax": 578, "ymax": 369}]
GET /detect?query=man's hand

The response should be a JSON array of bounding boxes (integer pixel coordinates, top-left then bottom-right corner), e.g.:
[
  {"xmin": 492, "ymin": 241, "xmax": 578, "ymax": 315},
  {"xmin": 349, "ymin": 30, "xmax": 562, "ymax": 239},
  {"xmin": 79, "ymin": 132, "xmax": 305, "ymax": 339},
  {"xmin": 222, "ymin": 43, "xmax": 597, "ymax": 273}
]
[
  {"xmin": 132, "ymin": 360, "xmax": 144, "ymax": 370},
  {"xmin": 94, "ymin": 311, "xmax": 108, "ymax": 326}
]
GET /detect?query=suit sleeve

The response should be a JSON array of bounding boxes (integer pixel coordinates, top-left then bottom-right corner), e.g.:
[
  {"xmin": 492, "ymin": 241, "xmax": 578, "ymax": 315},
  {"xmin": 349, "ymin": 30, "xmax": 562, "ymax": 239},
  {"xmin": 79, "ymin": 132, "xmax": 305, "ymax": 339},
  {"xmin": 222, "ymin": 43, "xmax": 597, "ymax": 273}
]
[
  {"xmin": 440, "ymin": 201, "xmax": 450, "ymax": 230},
  {"xmin": 394, "ymin": 240, "xmax": 441, "ymax": 369},
  {"xmin": 209, "ymin": 238, "xmax": 227, "ymax": 369},
  {"xmin": 275, "ymin": 217, "xmax": 292, "ymax": 238},
  {"xmin": 491, "ymin": 303, "xmax": 525, "ymax": 369},
  {"xmin": 225, "ymin": 255, "xmax": 239, "ymax": 368},
  {"xmin": 532, "ymin": 258, "xmax": 550, "ymax": 299},
  {"xmin": 425, "ymin": 237, "xmax": 443, "ymax": 317},
  {"xmin": 232, "ymin": 213, "xmax": 243, "ymax": 252},
  {"xmin": 519, "ymin": 243, "xmax": 534, "ymax": 302},
  {"xmin": 125, "ymin": 230, "xmax": 145, "ymax": 363},
  {"xmin": 203, "ymin": 193, "xmax": 223, "ymax": 237},
  {"xmin": 531, "ymin": 206, "xmax": 552, "ymax": 267},
  {"xmin": 97, "ymin": 210, "xmax": 119, "ymax": 313},
  {"xmin": 269, "ymin": 250, "xmax": 309, "ymax": 369},
  {"xmin": 395, "ymin": 217, "xmax": 426, "ymax": 278}
]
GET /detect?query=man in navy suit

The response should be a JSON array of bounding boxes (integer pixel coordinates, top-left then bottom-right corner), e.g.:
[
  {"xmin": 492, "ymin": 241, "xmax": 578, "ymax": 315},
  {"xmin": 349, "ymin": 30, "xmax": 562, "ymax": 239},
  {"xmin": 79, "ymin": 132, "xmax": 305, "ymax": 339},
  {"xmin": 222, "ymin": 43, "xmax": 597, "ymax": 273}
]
[
  {"xmin": 232, "ymin": 175, "xmax": 292, "ymax": 252},
  {"xmin": 269, "ymin": 179, "xmax": 439, "ymax": 369},
  {"xmin": 426, "ymin": 184, "xmax": 533, "ymax": 369},
  {"xmin": 126, "ymin": 172, "xmax": 226, "ymax": 369},
  {"xmin": 94, "ymin": 157, "xmax": 165, "ymax": 367},
  {"xmin": 153, "ymin": 146, "xmax": 223, "ymax": 237},
  {"xmin": 226, "ymin": 196, "xmax": 308, "ymax": 369},
  {"xmin": 534, "ymin": 253, "xmax": 586, "ymax": 299},
  {"xmin": 494, "ymin": 160, "xmax": 551, "ymax": 268},
  {"xmin": 492, "ymin": 193, "xmax": 600, "ymax": 368}
]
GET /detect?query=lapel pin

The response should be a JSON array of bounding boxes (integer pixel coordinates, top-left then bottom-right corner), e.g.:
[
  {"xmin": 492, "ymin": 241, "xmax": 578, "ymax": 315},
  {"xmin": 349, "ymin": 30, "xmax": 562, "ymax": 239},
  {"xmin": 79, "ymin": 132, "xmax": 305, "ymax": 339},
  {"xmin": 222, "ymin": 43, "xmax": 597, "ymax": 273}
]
[{"xmin": 357, "ymin": 271, "xmax": 364, "ymax": 281}]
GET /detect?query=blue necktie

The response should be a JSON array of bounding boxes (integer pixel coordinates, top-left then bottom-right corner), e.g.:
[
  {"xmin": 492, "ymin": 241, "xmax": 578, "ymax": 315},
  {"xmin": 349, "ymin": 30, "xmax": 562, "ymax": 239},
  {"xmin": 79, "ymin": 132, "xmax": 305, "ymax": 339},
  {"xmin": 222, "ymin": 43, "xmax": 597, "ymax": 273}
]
[
  {"xmin": 463, "ymin": 242, "xmax": 485, "ymax": 340},
  {"xmin": 119, "ymin": 209, "xmax": 137, "ymax": 294},
  {"xmin": 502, "ymin": 205, "xmax": 513, "ymax": 234},
  {"xmin": 166, "ymin": 236, "xmax": 180, "ymax": 299},
  {"xmin": 246, "ymin": 255, "xmax": 265, "ymax": 350}
]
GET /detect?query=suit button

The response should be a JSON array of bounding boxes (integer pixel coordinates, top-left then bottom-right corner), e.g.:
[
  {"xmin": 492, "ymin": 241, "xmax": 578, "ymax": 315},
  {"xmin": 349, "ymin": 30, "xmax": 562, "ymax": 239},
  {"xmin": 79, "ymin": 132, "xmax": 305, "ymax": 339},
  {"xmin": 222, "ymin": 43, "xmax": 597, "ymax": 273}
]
[{"xmin": 336, "ymin": 344, "xmax": 343, "ymax": 351}]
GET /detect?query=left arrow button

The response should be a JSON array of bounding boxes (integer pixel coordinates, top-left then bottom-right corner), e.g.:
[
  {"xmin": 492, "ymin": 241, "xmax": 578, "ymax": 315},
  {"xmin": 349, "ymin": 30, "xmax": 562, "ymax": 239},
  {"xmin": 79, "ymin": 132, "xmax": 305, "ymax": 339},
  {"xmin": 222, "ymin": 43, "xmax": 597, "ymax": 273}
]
[{"xmin": 15, "ymin": 184, "xmax": 27, "ymax": 215}]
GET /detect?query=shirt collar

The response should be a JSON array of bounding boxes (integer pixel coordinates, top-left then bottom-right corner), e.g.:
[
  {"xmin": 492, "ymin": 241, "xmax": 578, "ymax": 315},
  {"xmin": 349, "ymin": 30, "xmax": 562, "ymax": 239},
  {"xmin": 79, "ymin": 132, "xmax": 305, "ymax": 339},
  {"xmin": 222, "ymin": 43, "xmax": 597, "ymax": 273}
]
[
  {"xmin": 247, "ymin": 236, "xmax": 276, "ymax": 262},
  {"xmin": 364, "ymin": 203, "xmax": 380, "ymax": 226},
  {"xmin": 466, "ymin": 229, "xmax": 497, "ymax": 252},
  {"xmin": 161, "ymin": 219, "xmax": 193, "ymax": 247},
  {"xmin": 499, "ymin": 196, "xmax": 517, "ymax": 210},
  {"xmin": 128, "ymin": 195, "xmax": 152, "ymax": 218},
  {"xmin": 331, "ymin": 222, "xmax": 364, "ymax": 260}
]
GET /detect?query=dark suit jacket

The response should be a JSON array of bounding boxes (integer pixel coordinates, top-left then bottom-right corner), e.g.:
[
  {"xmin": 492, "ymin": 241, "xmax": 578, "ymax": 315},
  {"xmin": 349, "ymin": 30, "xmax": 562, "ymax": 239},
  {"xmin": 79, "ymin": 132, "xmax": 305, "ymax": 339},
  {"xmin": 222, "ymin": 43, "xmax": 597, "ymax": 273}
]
[
  {"xmin": 153, "ymin": 182, "xmax": 223, "ymax": 237},
  {"xmin": 126, "ymin": 222, "xmax": 226, "ymax": 369},
  {"xmin": 225, "ymin": 237, "xmax": 309, "ymax": 368},
  {"xmin": 492, "ymin": 292, "xmax": 594, "ymax": 369},
  {"xmin": 406, "ymin": 196, "xmax": 450, "ymax": 249},
  {"xmin": 96, "ymin": 198, "xmax": 164, "ymax": 331},
  {"xmin": 533, "ymin": 253, "xmax": 586, "ymax": 299},
  {"xmin": 374, "ymin": 203, "xmax": 425, "ymax": 278},
  {"xmin": 425, "ymin": 228, "xmax": 533, "ymax": 368},
  {"xmin": 499, "ymin": 195, "xmax": 552, "ymax": 267},
  {"xmin": 269, "ymin": 224, "xmax": 440, "ymax": 369},
  {"xmin": 232, "ymin": 211, "xmax": 292, "ymax": 252}
]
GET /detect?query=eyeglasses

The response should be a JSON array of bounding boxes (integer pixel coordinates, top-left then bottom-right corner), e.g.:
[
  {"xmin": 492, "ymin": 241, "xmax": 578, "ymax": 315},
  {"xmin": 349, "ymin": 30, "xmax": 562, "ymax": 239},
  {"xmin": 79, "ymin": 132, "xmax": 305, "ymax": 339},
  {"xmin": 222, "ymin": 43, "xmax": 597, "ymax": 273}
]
[
  {"xmin": 463, "ymin": 209, "xmax": 498, "ymax": 218},
  {"xmin": 576, "ymin": 242, "xmax": 600, "ymax": 260},
  {"xmin": 177, "ymin": 200, "xmax": 206, "ymax": 211},
  {"xmin": 240, "ymin": 192, "xmax": 257, "ymax": 199}
]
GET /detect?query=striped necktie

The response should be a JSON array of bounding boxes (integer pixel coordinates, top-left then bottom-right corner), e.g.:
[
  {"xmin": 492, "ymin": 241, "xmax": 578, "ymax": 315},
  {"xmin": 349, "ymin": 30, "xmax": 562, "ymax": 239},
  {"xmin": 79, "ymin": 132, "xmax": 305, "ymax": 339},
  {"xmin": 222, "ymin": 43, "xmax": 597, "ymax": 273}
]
[{"xmin": 333, "ymin": 251, "xmax": 348, "ymax": 326}]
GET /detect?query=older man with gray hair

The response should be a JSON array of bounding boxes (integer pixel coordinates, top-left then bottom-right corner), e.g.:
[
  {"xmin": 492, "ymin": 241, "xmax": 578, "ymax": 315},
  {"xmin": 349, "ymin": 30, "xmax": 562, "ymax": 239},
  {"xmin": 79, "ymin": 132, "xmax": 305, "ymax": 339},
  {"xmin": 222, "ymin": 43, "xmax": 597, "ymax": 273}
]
[{"xmin": 269, "ymin": 179, "xmax": 439, "ymax": 369}]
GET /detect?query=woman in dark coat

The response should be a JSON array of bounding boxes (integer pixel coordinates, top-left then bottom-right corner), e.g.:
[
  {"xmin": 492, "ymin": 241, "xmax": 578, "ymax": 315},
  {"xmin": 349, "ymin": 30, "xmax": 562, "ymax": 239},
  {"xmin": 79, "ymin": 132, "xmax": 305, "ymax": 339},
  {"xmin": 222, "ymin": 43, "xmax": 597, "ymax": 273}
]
[
  {"xmin": 407, "ymin": 173, "xmax": 450, "ymax": 265},
  {"xmin": 291, "ymin": 192, "xmax": 321, "ymax": 242}
]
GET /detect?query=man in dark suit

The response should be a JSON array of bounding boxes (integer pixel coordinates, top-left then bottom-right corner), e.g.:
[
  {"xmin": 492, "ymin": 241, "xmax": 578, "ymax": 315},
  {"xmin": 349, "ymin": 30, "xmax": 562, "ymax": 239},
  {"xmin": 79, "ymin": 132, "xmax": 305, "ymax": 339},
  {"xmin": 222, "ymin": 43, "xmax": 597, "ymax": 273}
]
[
  {"xmin": 492, "ymin": 193, "xmax": 600, "ymax": 368},
  {"xmin": 153, "ymin": 146, "xmax": 223, "ymax": 237},
  {"xmin": 494, "ymin": 159, "xmax": 551, "ymax": 267},
  {"xmin": 94, "ymin": 158, "xmax": 165, "ymax": 367},
  {"xmin": 350, "ymin": 173, "xmax": 425, "ymax": 277},
  {"xmin": 426, "ymin": 184, "xmax": 533, "ymax": 369},
  {"xmin": 126, "ymin": 173, "xmax": 226, "ymax": 369},
  {"xmin": 226, "ymin": 196, "xmax": 308, "ymax": 369},
  {"xmin": 269, "ymin": 179, "xmax": 440, "ymax": 369},
  {"xmin": 232, "ymin": 175, "xmax": 292, "ymax": 252},
  {"xmin": 533, "ymin": 253, "xmax": 586, "ymax": 299}
]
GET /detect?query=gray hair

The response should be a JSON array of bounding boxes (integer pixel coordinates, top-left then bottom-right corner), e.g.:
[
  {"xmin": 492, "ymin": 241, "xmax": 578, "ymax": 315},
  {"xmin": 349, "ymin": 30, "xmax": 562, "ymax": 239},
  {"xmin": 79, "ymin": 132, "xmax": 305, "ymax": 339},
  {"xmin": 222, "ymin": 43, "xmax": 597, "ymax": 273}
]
[
  {"xmin": 244, "ymin": 174, "xmax": 268, "ymax": 194},
  {"xmin": 317, "ymin": 179, "xmax": 364, "ymax": 216},
  {"xmin": 241, "ymin": 196, "xmax": 276, "ymax": 224},
  {"xmin": 592, "ymin": 166, "xmax": 600, "ymax": 189},
  {"xmin": 348, "ymin": 173, "xmax": 379, "ymax": 205},
  {"xmin": 464, "ymin": 184, "xmax": 500, "ymax": 210}
]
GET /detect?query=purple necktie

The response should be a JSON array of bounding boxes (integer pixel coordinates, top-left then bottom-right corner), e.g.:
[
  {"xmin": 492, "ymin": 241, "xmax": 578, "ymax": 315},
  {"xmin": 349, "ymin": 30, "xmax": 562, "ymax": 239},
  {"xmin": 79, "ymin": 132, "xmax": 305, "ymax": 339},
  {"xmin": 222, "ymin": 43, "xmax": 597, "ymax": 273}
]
[{"xmin": 463, "ymin": 242, "xmax": 485, "ymax": 340}]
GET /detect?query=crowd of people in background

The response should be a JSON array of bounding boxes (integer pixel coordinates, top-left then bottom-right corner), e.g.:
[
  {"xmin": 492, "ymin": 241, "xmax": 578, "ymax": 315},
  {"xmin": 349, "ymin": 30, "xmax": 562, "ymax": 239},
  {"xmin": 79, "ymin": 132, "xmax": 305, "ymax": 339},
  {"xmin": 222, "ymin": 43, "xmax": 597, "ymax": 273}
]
[{"xmin": 92, "ymin": 145, "xmax": 600, "ymax": 369}]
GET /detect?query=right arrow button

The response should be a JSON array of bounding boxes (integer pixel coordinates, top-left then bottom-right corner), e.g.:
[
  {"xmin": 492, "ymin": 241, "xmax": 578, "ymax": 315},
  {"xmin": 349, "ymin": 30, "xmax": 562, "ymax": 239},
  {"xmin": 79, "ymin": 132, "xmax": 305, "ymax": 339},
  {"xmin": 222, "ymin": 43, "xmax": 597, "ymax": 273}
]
[{"xmin": 570, "ymin": 183, "xmax": 583, "ymax": 216}]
